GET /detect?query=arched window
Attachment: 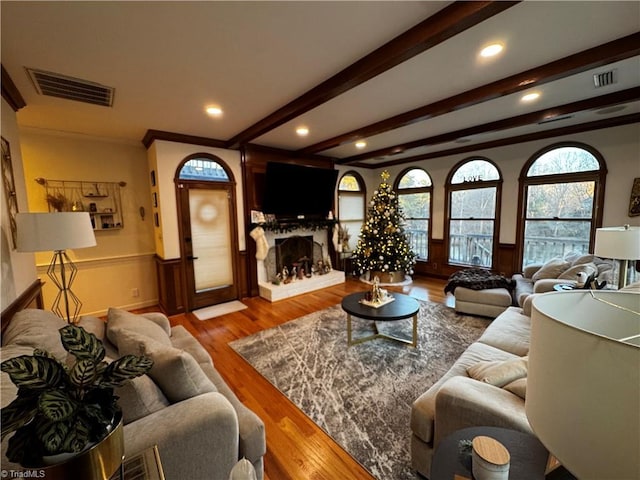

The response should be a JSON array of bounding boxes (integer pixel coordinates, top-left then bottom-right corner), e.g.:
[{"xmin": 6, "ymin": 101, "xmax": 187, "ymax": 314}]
[
  {"xmin": 446, "ymin": 158, "xmax": 502, "ymax": 268},
  {"xmin": 395, "ymin": 167, "xmax": 432, "ymax": 261},
  {"xmin": 337, "ymin": 171, "xmax": 366, "ymax": 252},
  {"xmin": 519, "ymin": 143, "xmax": 606, "ymax": 267},
  {"xmin": 178, "ymin": 157, "xmax": 229, "ymax": 181}
]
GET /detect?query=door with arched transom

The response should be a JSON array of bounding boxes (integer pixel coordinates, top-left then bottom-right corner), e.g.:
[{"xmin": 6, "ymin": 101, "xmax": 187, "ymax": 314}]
[{"xmin": 176, "ymin": 155, "xmax": 239, "ymax": 310}]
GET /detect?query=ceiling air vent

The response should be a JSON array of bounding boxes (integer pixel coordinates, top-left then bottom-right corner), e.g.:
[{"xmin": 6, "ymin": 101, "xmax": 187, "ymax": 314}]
[
  {"xmin": 593, "ymin": 69, "xmax": 618, "ymax": 88},
  {"xmin": 26, "ymin": 68, "xmax": 114, "ymax": 107}
]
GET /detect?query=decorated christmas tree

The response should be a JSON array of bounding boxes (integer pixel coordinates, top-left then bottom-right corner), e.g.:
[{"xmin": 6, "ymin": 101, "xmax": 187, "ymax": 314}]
[{"xmin": 351, "ymin": 170, "xmax": 416, "ymax": 278}]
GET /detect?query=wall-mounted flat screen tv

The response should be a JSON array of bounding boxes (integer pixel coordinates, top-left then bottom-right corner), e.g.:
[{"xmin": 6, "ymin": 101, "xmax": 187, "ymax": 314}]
[{"xmin": 262, "ymin": 162, "xmax": 339, "ymax": 220}]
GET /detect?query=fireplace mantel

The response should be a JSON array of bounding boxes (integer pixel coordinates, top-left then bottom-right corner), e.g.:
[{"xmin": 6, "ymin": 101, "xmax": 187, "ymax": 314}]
[{"xmin": 255, "ymin": 218, "xmax": 337, "ymax": 234}]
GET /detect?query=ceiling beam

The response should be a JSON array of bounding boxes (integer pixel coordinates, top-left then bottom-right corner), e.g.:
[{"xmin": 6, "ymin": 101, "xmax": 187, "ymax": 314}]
[
  {"xmin": 224, "ymin": 1, "xmax": 519, "ymax": 148},
  {"xmin": 301, "ymin": 32, "xmax": 640, "ymax": 155},
  {"xmin": 367, "ymin": 112, "xmax": 640, "ymax": 169},
  {"xmin": 337, "ymin": 87, "xmax": 640, "ymax": 164}
]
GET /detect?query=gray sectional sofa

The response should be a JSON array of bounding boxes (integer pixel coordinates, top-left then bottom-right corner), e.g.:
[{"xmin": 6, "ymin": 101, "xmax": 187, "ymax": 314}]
[
  {"xmin": 410, "ymin": 300, "xmax": 533, "ymax": 478},
  {"xmin": 1, "ymin": 307, "xmax": 265, "ymax": 480}
]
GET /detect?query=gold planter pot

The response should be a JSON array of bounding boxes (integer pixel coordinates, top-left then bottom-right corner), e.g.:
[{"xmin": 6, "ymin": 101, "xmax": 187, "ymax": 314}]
[{"xmin": 32, "ymin": 414, "xmax": 124, "ymax": 480}]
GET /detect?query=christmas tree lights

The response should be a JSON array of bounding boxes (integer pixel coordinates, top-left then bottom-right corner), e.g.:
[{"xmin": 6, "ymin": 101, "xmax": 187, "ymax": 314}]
[{"xmin": 350, "ymin": 170, "xmax": 416, "ymax": 276}]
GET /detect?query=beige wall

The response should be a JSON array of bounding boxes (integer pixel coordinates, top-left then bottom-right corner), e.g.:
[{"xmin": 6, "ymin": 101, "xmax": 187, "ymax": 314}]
[
  {"xmin": 148, "ymin": 140, "xmax": 245, "ymax": 259},
  {"xmin": 380, "ymin": 123, "xmax": 640, "ymax": 244},
  {"xmin": 19, "ymin": 129, "xmax": 157, "ymax": 316},
  {"xmin": 1, "ymin": 98, "xmax": 37, "ymax": 311}
]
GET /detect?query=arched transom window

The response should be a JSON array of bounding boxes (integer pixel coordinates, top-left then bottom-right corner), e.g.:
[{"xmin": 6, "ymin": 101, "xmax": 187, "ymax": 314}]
[
  {"xmin": 178, "ymin": 158, "xmax": 229, "ymax": 181},
  {"xmin": 519, "ymin": 143, "xmax": 606, "ymax": 267},
  {"xmin": 338, "ymin": 171, "xmax": 366, "ymax": 252},
  {"xmin": 395, "ymin": 168, "xmax": 432, "ymax": 261},
  {"xmin": 446, "ymin": 158, "xmax": 501, "ymax": 268}
]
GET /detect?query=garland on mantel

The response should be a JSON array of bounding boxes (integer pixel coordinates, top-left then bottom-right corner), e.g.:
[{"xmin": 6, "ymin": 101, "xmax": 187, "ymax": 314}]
[{"xmin": 254, "ymin": 218, "xmax": 338, "ymax": 234}]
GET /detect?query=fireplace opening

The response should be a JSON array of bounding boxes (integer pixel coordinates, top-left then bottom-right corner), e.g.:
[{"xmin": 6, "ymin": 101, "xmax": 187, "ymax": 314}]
[
  {"xmin": 263, "ymin": 235, "xmax": 326, "ymax": 282},
  {"xmin": 276, "ymin": 235, "xmax": 313, "ymax": 275}
]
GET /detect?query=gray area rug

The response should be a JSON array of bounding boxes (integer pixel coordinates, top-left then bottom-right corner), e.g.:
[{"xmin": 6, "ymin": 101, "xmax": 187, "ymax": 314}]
[{"xmin": 229, "ymin": 300, "xmax": 489, "ymax": 480}]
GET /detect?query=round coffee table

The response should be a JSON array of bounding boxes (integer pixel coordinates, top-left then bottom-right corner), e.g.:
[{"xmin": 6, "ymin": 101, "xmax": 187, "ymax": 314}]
[
  {"xmin": 341, "ymin": 292, "xmax": 420, "ymax": 347},
  {"xmin": 430, "ymin": 426, "xmax": 550, "ymax": 480}
]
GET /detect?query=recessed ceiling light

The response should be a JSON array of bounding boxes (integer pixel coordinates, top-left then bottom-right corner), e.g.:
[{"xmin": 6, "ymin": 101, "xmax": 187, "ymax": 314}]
[
  {"xmin": 205, "ymin": 106, "xmax": 223, "ymax": 116},
  {"xmin": 480, "ymin": 43, "xmax": 504, "ymax": 58},
  {"xmin": 355, "ymin": 141, "xmax": 367, "ymax": 149},
  {"xmin": 296, "ymin": 126, "xmax": 309, "ymax": 136},
  {"xmin": 521, "ymin": 92, "xmax": 540, "ymax": 102}
]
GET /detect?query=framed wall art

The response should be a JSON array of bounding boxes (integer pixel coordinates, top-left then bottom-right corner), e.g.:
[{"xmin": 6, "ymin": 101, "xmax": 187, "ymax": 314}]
[
  {"xmin": 1, "ymin": 136, "xmax": 19, "ymax": 248},
  {"xmin": 629, "ymin": 177, "xmax": 640, "ymax": 217}
]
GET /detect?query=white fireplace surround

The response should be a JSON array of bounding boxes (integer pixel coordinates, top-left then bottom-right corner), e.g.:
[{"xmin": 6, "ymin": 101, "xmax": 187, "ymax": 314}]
[{"xmin": 257, "ymin": 228, "xmax": 345, "ymax": 302}]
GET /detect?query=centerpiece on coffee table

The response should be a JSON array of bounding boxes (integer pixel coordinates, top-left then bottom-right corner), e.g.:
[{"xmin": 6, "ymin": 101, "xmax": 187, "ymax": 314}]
[{"xmin": 360, "ymin": 276, "xmax": 395, "ymax": 308}]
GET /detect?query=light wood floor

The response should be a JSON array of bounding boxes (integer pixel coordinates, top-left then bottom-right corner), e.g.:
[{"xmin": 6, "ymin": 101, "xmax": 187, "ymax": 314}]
[{"xmin": 164, "ymin": 275, "xmax": 452, "ymax": 480}]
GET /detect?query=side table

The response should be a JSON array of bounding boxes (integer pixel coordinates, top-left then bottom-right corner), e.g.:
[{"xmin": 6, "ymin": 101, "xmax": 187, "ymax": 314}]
[
  {"xmin": 430, "ymin": 426, "xmax": 549, "ymax": 480},
  {"xmin": 110, "ymin": 445, "xmax": 165, "ymax": 480}
]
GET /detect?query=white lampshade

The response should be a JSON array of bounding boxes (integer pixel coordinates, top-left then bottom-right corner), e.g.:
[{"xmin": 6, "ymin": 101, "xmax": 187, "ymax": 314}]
[
  {"xmin": 527, "ymin": 291, "xmax": 640, "ymax": 479},
  {"xmin": 16, "ymin": 212, "xmax": 97, "ymax": 252},
  {"xmin": 594, "ymin": 225, "xmax": 640, "ymax": 260}
]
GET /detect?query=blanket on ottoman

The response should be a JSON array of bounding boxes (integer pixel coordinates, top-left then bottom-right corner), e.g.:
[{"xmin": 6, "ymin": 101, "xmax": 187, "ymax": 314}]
[{"xmin": 444, "ymin": 268, "xmax": 515, "ymax": 294}]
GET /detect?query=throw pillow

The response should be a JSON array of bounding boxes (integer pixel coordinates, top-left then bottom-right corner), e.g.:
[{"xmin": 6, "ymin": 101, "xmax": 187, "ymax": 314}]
[
  {"xmin": 107, "ymin": 307, "xmax": 172, "ymax": 349},
  {"xmin": 117, "ymin": 330, "xmax": 217, "ymax": 403},
  {"xmin": 568, "ymin": 254, "xmax": 595, "ymax": 267},
  {"xmin": 467, "ymin": 356, "xmax": 528, "ymax": 388},
  {"xmin": 229, "ymin": 458, "xmax": 257, "ymax": 480},
  {"xmin": 558, "ymin": 262, "xmax": 597, "ymax": 281},
  {"xmin": 503, "ymin": 377, "xmax": 527, "ymax": 400},
  {"xmin": 116, "ymin": 374, "xmax": 170, "ymax": 424},
  {"xmin": 531, "ymin": 258, "xmax": 570, "ymax": 282},
  {"xmin": 2, "ymin": 310, "xmax": 68, "ymax": 360}
]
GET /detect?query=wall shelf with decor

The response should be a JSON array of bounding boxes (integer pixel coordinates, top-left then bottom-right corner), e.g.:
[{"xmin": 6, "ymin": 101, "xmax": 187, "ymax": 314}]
[{"xmin": 36, "ymin": 178, "xmax": 126, "ymax": 231}]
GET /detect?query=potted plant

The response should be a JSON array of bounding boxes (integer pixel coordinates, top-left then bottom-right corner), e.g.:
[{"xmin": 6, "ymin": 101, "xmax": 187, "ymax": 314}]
[{"xmin": 1, "ymin": 324, "xmax": 153, "ymax": 472}]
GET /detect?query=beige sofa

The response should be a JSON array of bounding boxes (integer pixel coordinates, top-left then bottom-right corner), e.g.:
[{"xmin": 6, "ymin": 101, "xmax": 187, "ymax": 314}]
[
  {"xmin": 410, "ymin": 300, "xmax": 533, "ymax": 478},
  {"xmin": 1, "ymin": 308, "xmax": 265, "ymax": 480},
  {"xmin": 512, "ymin": 252, "xmax": 614, "ymax": 307}
]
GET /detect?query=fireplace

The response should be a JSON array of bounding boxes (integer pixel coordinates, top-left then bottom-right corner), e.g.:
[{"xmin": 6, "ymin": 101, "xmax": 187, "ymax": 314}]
[{"xmin": 256, "ymin": 228, "xmax": 345, "ymax": 301}]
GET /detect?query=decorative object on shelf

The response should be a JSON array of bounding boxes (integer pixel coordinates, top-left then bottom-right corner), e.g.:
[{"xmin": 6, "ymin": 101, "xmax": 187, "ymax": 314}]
[
  {"xmin": 1, "ymin": 136, "xmax": 19, "ymax": 248},
  {"xmin": 527, "ymin": 290, "xmax": 640, "ymax": 480},
  {"xmin": 594, "ymin": 224, "xmax": 640, "ymax": 289},
  {"xmin": 16, "ymin": 212, "xmax": 97, "ymax": 323},
  {"xmin": 350, "ymin": 170, "xmax": 416, "ymax": 281},
  {"xmin": 36, "ymin": 178, "xmax": 126, "ymax": 231},
  {"xmin": 0, "ymin": 324, "xmax": 152, "ymax": 478}
]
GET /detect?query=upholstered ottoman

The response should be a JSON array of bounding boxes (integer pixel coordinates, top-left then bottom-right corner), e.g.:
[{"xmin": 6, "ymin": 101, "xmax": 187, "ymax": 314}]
[{"xmin": 454, "ymin": 287, "xmax": 513, "ymax": 318}]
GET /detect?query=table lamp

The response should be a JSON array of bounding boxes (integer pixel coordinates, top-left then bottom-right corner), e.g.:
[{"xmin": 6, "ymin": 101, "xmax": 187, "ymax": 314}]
[
  {"xmin": 527, "ymin": 290, "xmax": 640, "ymax": 479},
  {"xmin": 594, "ymin": 224, "xmax": 640, "ymax": 289},
  {"xmin": 16, "ymin": 212, "xmax": 96, "ymax": 323}
]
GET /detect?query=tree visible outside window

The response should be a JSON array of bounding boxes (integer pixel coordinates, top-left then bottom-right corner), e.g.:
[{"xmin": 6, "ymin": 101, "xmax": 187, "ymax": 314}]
[
  {"xmin": 520, "ymin": 145, "xmax": 604, "ymax": 267},
  {"xmin": 396, "ymin": 168, "xmax": 432, "ymax": 261},
  {"xmin": 447, "ymin": 159, "xmax": 501, "ymax": 267}
]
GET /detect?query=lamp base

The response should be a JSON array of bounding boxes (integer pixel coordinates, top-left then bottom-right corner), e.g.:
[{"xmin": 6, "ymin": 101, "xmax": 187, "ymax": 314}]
[{"xmin": 48, "ymin": 250, "xmax": 82, "ymax": 323}]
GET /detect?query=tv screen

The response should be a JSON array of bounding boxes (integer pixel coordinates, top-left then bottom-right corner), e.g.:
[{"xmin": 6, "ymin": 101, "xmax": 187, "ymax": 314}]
[{"xmin": 262, "ymin": 162, "xmax": 338, "ymax": 220}]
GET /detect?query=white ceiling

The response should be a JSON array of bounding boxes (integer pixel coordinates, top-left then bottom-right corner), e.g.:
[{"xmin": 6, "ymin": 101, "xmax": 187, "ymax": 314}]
[{"xmin": 2, "ymin": 1, "xmax": 639, "ymax": 167}]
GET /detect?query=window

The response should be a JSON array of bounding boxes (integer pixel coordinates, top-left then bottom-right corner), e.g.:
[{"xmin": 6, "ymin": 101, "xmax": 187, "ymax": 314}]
[
  {"xmin": 337, "ymin": 172, "xmax": 366, "ymax": 252},
  {"xmin": 446, "ymin": 158, "xmax": 501, "ymax": 268},
  {"xmin": 395, "ymin": 168, "xmax": 432, "ymax": 261},
  {"xmin": 519, "ymin": 143, "xmax": 606, "ymax": 267},
  {"xmin": 178, "ymin": 157, "xmax": 229, "ymax": 181}
]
